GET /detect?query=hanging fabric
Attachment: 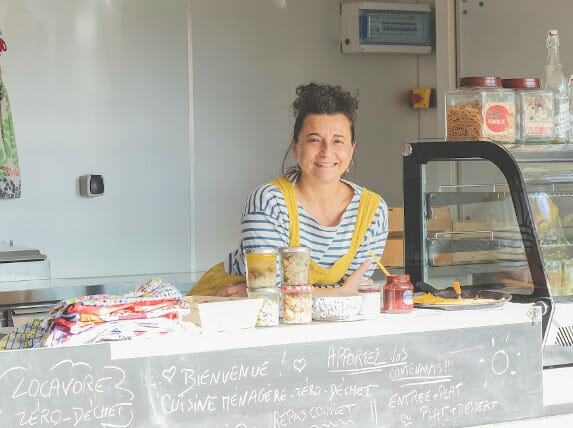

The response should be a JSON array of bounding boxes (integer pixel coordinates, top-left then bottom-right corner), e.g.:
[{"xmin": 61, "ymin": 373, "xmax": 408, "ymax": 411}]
[{"xmin": 0, "ymin": 34, "xmax": 21, "ymax": 199}]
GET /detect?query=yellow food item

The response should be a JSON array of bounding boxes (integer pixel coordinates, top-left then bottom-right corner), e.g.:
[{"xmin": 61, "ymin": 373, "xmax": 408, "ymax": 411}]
[{"xmin": 414, "ymin": 293, "xmax": 502, "ymax": 305}]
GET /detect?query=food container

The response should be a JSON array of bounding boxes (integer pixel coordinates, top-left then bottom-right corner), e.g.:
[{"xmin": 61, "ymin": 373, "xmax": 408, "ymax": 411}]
[
  {"xmin": 502, "ymin": 78, "xmax": 554, "ymax": 143},
  {"xmin": 247, "ymin": 287, "xmax": 280, "ymax": 327},
  {"xmin": 446, "ymin": 76, "xmax": 516, "ymax": 143},
  {"xmin": 184, "ymin": 296, "xmax": 263, "ymax": 333},
  {"xmin": 245, "ymin": 249, "xmax": 277, "ymax": 289},
  {"xmin": 383, "ymin": 274, "xmax": 414, "ymax": 314},
  {"xmin": 358, "ymin": 284, "xmax": 381, "ymax": 317},
  {"xmin": 281, "ymin": 285, "xmax": 312, "ymax": 324},
  {"xmin": 312, "ymin": 295, "xmax": 362, "ymax": 321},
  {"xmin": 279, "ymin": 247, "xmax": 311, "ymax": 286}
]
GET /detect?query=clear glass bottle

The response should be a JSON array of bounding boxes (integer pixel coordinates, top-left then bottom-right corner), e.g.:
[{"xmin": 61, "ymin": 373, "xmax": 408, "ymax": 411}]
[
  {"xmin": 569, "ymin": 74, "xmax": 573, "ymax": 142},
  {"xmin": 281, "ymin": 285, "xmax": 313, "ymax": 324},
  {"xmin": 446, "ymin": 76, "xmax": 516, "ymax": 143},
  {"xmin": 247, "ymin": 287, "xmax": 280, "ymax": 327},
  {"xmin": 502, "ymin": 78, "xmax": 554, "ymax": 143},
  {"xmin": 542, "ymin": 30, "xmax": 570, "ymax": 143},
  {"xmin": 245, "ymin": 249, "xmax": 277, "ymax": 289},
  {"xmin": 358, "ymin": 283, "xmax": 381, "ymax": 317},
  {"xmin": 279, "ymin": 247, "xmax": 311, "ymax": 286}
]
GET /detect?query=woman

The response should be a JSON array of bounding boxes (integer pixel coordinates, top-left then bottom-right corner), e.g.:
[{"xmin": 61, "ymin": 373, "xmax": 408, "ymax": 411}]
[{"xmin": 188, "ymin": 82, "xmax": 388, "ymax": 297}]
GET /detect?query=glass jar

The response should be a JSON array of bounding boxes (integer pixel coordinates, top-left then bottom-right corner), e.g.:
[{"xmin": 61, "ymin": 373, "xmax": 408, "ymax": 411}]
[
  {"xmin": 383, "ymin": 275, "xmax": 414, "ymax": 314},
  {"xmin": 279, "ymin": 247, "xmax": 311, "ymax": 286},
  {"xmin": 502, "ymin": 78, "xmax": 554, "ymax": 143},
  {"xmin": 358, "ymin": 284, "xmax": 381, "ymax": 317},
  {"xmin": 248, "ymin": 287, "xmax": 280, "ymax": 327},
  {"xmin": 245, "ymin": 249, "xmax": 277, "ymax": 289},
  {"xmin": 281, "ymin": 285, "xmax": 313, "ymax": 324},
  {"xmin": 446, "ymin": 76, "xmax": 516, "ymax": 143}
]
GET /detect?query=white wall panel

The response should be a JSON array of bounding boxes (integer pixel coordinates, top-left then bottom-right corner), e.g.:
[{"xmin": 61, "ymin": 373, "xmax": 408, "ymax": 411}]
[
  {"xmin": 191, "ymin": 0, "xmax": 436, "ymax": 269},
  {"xmin": 0, "ymin": 0, "xmax": 191, "ymax": 277}
]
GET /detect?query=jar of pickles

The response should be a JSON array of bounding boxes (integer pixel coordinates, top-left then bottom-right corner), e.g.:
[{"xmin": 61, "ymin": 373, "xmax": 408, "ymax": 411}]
[
  {"xmin": 247, "ymin": 287, "xmax": 280, "ymax": 327},
  {"xmin": 281, "ymin": 285, "xmax": 312, "ymax": 324},
  {"xmin": 383, "ymin": 275, "xmax": 414, "ymax": 314},
  {"xmin": 501, "ymin": 78, "xmax": 554, "ymax": 143},
  {"xmin": 245, "ymin": 249, "xmax": 277, "ymax": 289},
  {"xmin": 279, "ymin": 247, "xmax": 310, "ymax": 286},
  {"xmin": 446, "ymin": 76, "xmax": 516, "ymax": 143}
]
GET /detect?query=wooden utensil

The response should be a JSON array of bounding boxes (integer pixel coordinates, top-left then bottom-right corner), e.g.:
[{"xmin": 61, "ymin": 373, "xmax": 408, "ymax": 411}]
[{"xmin": 369, "ymin": 251, "xmax": 391, "ymax": 276}]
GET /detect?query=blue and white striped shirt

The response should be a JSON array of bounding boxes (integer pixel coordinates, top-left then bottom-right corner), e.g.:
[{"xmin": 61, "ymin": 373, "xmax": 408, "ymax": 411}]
[{"xmin": 225, "ymin": 175, "xmax": 388, "ymax": 287}]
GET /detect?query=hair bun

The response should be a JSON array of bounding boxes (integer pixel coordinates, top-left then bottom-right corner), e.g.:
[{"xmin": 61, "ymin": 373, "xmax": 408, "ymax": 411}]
[{"xmin": 292, "ymin": 82, "xmax": 358, "ymax": 119}]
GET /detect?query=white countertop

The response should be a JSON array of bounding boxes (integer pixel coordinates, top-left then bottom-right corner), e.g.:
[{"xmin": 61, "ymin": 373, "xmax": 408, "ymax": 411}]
[{"xmin": 110, "ymin": 302, "xmax": 536, "ymax": 360}]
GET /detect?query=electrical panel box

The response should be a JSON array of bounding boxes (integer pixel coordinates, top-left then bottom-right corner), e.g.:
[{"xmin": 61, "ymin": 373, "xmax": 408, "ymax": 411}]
[{"xmin": 340, "ymin": 2, "xmax": 432, "ymax": 54}]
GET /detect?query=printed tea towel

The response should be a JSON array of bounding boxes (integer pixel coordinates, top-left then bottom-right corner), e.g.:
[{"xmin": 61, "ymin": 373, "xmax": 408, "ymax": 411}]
[{"xmin": 0, "ymin": 52, "xmax": 21, "ymax": 198}]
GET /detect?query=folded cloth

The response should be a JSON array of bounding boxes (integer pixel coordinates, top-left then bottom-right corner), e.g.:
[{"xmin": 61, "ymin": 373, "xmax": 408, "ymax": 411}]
[
  {"xmin": 0, "ymin": 278, "xmax": 190, "ymax": 350},
  {"xmin": 43, "ymin": 317, "xmax": 194, "ymax": 348}
]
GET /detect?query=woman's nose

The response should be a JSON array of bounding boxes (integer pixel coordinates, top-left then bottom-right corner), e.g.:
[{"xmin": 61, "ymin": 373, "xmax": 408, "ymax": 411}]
[{"xmin": 319, "ymin": 141, "xmax": 331, "ymax": 154}]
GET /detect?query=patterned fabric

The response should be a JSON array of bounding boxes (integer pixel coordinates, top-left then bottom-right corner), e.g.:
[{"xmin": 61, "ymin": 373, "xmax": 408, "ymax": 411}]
[
  {"xmin": 225, "ymin": 172, "xmax": 388, "ymax": 287},
  {"xmin": 0, "ymin": 67, "xmax": 21, "ymax": 199},
  {"xmin": 0, "ymin": 278, "xmax": 190, "ymax": 350}
]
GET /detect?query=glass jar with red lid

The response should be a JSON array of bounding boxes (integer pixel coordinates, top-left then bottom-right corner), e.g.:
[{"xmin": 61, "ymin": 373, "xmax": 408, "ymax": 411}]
[
  {"xmin": 383, "ymin": 275, "xmax": 414, "ymax": 314},
  {"xmin": 501, "ymin": 78, "xmax": 554, "ymax": 143},
  {"xmin": 446, "ymin": 76, "xmax": 516, "ymax": 143}
]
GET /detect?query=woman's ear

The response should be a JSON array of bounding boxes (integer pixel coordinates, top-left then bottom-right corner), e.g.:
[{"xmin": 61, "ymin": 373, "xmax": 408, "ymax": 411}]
[{"xmin": 291, "ymin": 139, "xmax": 298, "ymax": 160}]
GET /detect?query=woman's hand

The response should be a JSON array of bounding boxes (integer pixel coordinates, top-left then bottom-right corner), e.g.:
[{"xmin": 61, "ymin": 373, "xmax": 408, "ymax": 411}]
[
  {"xmin": 217, "ymin": 282, "xmax": 247, "ymax": 297},
  {"xmin": 339, "ymin": 259, "xmax": 373, "ymax": 294}
]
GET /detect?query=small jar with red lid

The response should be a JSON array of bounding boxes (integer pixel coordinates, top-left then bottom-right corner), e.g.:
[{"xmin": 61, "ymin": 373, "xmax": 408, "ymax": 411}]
[
  {"xmin": 383, "ymin": 275, "xmax": 414, "ymax": 314},
  {"xmin": 502, "ymin": 78, "xmax": 554, "ymax": 143},
  {"xmin": 281, "ymin": 285, "xmax": 312, "ymax": 324},
  {"xmin": 446, "ymin": 76, "xmax": 516, "ymax": 143}
]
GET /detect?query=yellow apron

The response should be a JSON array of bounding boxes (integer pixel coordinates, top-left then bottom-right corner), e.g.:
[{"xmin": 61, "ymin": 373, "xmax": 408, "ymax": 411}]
[{"xmin": 187, "ymin": 176, "xmax": 380, "ymax": 296}]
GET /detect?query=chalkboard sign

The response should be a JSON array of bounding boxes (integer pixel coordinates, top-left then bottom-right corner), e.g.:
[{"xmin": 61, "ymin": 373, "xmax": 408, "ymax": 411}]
[{"xmin": 0, "ymin": 322, "xmax": 542, "ymax": 427}]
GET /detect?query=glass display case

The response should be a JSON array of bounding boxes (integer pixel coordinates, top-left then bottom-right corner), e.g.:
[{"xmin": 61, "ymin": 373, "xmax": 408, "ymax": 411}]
[{"xmin": 402, "ymin": 140, "xmax": 573, "ymax": 361}]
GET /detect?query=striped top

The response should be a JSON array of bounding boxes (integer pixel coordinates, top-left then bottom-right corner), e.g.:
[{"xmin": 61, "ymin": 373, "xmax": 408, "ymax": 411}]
[{"xmin": 225, "ymin": 174, "xmax": 388, "ymax": 287}]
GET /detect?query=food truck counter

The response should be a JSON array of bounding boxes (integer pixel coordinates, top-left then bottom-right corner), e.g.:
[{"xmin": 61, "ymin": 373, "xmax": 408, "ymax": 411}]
[{"xmin": 1, "ymin": 301, "xmax": 567, "ymax": 427}]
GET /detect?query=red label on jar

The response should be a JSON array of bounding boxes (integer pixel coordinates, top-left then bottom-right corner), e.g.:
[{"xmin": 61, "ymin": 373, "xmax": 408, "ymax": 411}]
[{"xmin": 485, "ymin": 105, "xmax": 510, "ymax": 132}]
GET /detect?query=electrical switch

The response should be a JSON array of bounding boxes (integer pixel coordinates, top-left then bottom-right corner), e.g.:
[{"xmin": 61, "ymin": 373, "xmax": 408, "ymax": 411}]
[{"xmin": 410, "ymin": 88, "xmax": 436, "ymax": 109}]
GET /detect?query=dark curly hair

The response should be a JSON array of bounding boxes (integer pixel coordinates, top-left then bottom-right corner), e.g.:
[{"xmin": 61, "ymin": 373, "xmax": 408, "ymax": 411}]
[{"xmin": 282, "ymin": 82, "xmax": 359, "ymax": 175}]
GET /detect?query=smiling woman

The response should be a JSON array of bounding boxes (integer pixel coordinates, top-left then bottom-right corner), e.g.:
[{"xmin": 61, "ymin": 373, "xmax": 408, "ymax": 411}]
[{"xmin": 187, "ymin": 82, "xmax": 389, "ymax": 297}]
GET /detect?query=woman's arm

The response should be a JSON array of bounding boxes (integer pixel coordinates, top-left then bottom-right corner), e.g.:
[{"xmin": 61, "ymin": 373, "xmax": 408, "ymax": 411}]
[{"xmin": 312, "ymin": 259, "xmax": 373, "ymax": 296}]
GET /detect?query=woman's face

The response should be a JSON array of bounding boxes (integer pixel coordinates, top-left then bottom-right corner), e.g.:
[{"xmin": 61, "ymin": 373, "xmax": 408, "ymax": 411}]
[{"xmin": 292, "ymin": 113, "xmax": 355, "ymax": 183}]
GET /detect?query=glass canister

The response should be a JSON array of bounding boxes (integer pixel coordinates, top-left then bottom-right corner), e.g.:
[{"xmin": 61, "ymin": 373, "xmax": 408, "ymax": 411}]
[
  {"xmin": 248, "ymin": 287, "xmax": 280, "ymax": 327},
  {"xmin": 502, "ymin": 78, "xmax": 554, "ymax": 143},
  {"xmin": 383, "ymin": 275, "xmax": 414, "ymax": 314},
  {"xmin": 281, "ymin": 285, "xmax": 313, "ymax": 324},
  {"xmin": 279, "ymin": 247, "xmax": 311, "ymax": 286},
  {"xmin": 245, "ymin": 249, "xmax": 277, "ymax": 289},
  {"xmin": 446, "ymin": 76, "xmax": 516, "ymax": 143},
  {"xmin": 358, "ymin": 284, "xmax": 381, "ymax": 317}
]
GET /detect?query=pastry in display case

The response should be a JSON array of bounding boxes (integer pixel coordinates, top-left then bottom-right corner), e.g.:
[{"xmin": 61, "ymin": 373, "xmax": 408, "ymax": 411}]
[{"xmin": 402, "ymin": 140, "xmax": 573, "ymax": 365}]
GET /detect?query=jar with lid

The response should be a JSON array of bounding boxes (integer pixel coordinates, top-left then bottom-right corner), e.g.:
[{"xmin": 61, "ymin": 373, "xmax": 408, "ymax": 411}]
[
  {"xmin": 245, "ymin": 249, "xmax": 277, "ymax": 289},
  {"xmin": 247, "ymin": 287, "xmax": 280, "ymax": 327},
  {"xmin": 358, "ymin": 284, "xmax": 381, "ymax": 317},
  {"xmin": 446, "ymin": 76, "xmax": 516, "ymax": 143},
  {"xmin": 279, "ymin": 247, "xmax": 311, "ymax": 286},
  {"xmin": 502, "ymin": 78, "xmax": 554, "ymax": 143},
  {"xmin": 383, "ymin": 275, "xmax": 414, "ymax": 314},
  {"xmin": 281, "ymin": 285, "xmax": 313, "ymax": 324}
]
